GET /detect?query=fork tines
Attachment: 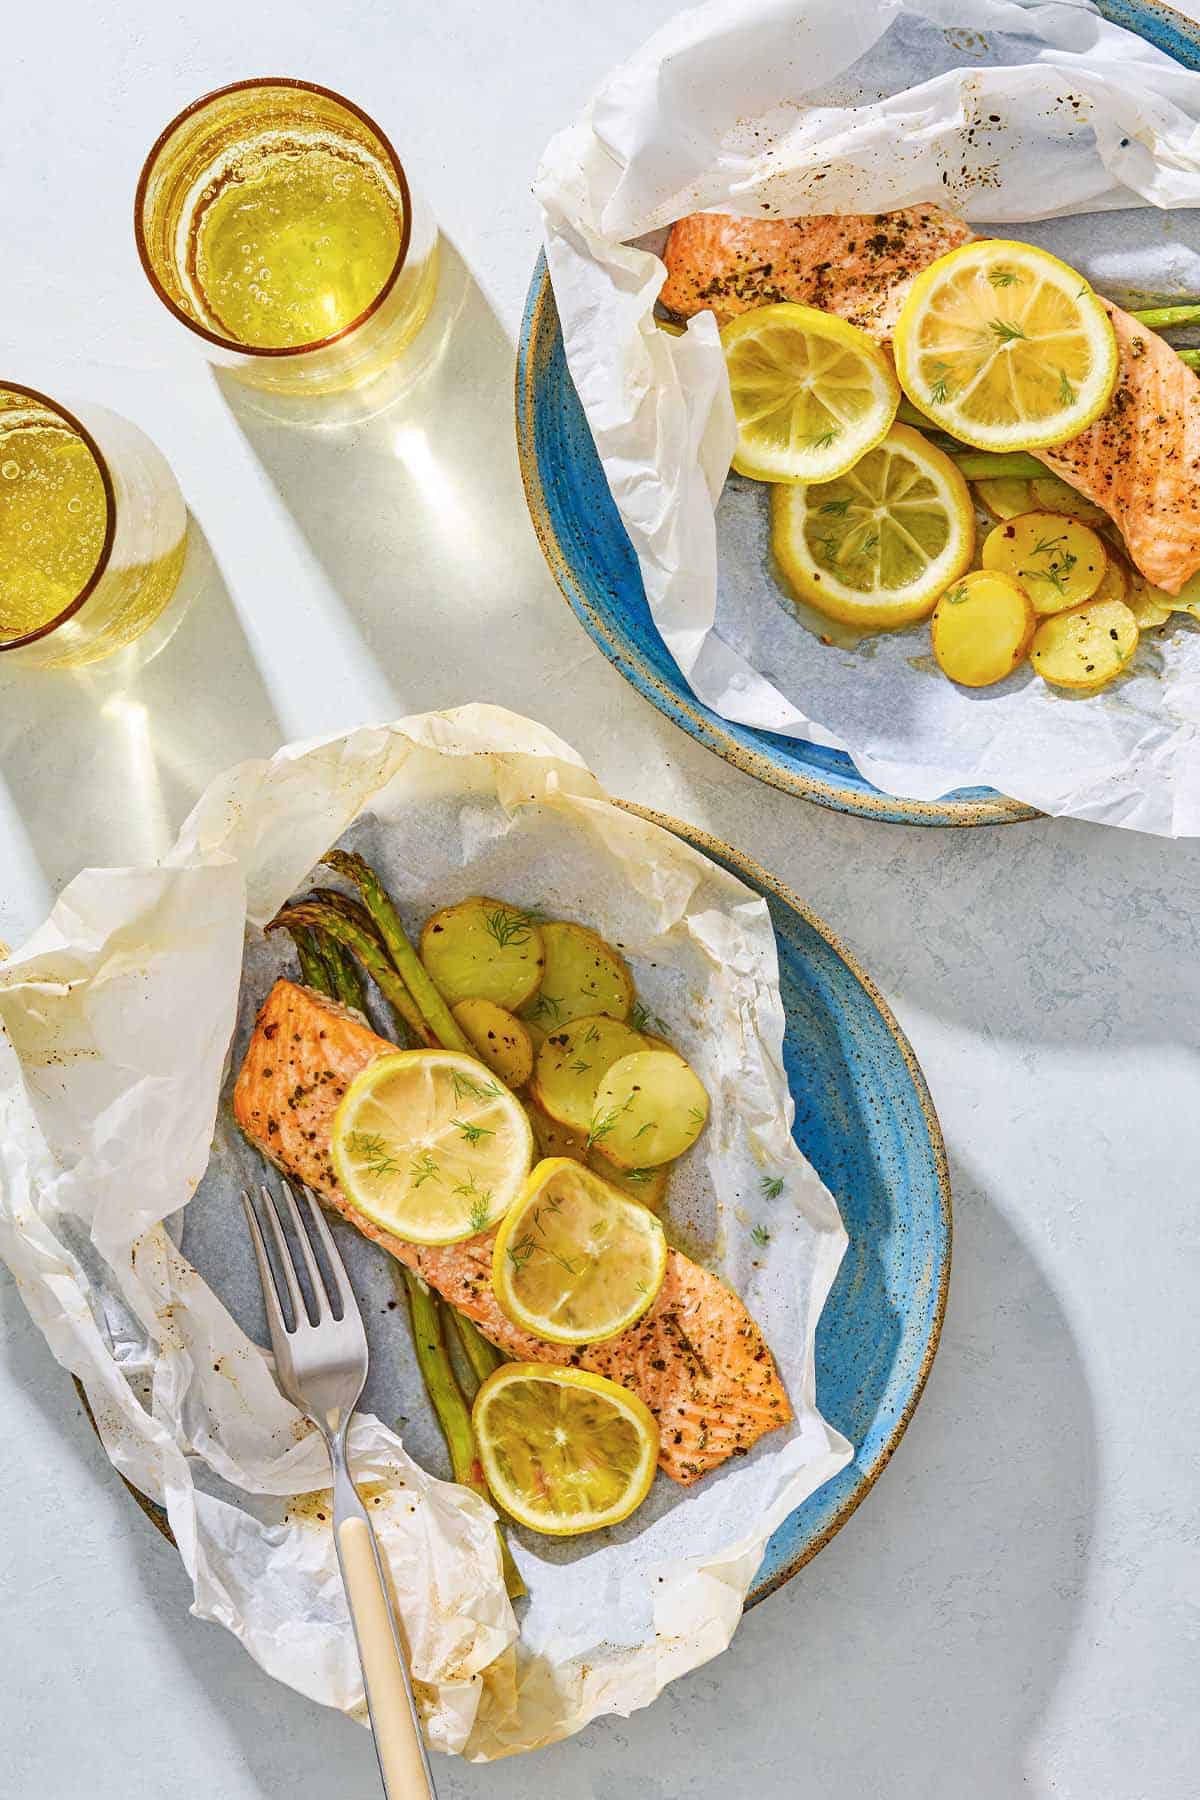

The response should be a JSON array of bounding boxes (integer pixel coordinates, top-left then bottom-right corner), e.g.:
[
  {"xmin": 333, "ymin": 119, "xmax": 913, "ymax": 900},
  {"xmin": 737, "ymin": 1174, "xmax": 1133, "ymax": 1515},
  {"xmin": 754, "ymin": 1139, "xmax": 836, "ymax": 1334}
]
[{"xmin": 241, "ymin": 1179, "xmax": 350, "ymax": 1335}]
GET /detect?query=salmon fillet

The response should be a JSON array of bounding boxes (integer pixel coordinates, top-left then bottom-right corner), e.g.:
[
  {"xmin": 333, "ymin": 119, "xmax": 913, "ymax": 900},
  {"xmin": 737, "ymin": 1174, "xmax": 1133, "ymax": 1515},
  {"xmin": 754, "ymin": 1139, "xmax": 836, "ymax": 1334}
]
[
  {"xmin": 661, "ymin": 209, "xmax": 1200, "ymax": 594},
  {"xmin": 660, "ymin": 207, "xmax": 975, "ymax": 342},
  {"xmin": 232, "ymin": 978, "xmax": 792, "ymax": 1484}
]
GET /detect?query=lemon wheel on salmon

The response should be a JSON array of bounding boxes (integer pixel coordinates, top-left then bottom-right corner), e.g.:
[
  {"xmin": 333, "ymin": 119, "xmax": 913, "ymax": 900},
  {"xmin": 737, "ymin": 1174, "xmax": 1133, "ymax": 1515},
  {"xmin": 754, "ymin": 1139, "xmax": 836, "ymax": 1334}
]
[
  {"xmin": 771, "ymin": 423, "xmax": 974, "ymax": 628},
  {"xmin": 721, "ymin": 302, "xmax": 899, "ymax": 483},
  {"xmin": 331, "ymin": 1050, "xmax": 532, "ymax": 1245},
  {"xmin": 493, "ymin": 1157, "xmax": 668, "ymax": 1345},
  {"xmin": 472, "ymin": 1363, "xmax": 660, "ymax": 1535},
  {"xmin": 893, "ymin": 240, "xmax": 1118, "ymax": 453}
]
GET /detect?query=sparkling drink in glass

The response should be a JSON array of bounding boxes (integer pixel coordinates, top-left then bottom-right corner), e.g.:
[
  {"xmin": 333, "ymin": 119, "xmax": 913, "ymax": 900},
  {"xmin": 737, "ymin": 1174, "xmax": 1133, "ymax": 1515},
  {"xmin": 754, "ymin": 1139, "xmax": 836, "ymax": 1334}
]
[
  {"xmin": 135, "ymin": 78, "xmax": 438, "ymax": 398},
  {"xmin": 0, "ymin": 384, "xmax": 187, "ymax": 669}
]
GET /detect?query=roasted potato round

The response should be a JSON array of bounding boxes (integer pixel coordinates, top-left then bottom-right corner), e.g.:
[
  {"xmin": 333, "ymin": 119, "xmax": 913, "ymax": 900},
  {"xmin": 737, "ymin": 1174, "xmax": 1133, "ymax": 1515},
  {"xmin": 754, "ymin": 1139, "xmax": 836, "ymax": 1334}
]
[
  {"xmin": 1030, "ymin": 599, "xmax": 1138, "ymax": 690},
  {"xmin": 931, "ymin": 571, "xmax": 1036, "ymax": 687},
  {"xmin": 982, "ymin": 511, "xmax": 1107, "ymax": 615}
]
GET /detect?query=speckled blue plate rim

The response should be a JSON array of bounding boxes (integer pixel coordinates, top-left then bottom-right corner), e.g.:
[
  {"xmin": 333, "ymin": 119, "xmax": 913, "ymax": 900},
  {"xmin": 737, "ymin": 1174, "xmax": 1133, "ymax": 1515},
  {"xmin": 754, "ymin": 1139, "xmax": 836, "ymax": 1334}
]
[
  {"xmin": 80, "ymin": 806, "xmax": 952, "ymax": 1614},
  {"xmin": 618, "ymin": 805, "xmax": 951, "ymax": 1604},
  {"xmin": 514, "ymin": 0, "xmax": 1200, "ymax": 827}
]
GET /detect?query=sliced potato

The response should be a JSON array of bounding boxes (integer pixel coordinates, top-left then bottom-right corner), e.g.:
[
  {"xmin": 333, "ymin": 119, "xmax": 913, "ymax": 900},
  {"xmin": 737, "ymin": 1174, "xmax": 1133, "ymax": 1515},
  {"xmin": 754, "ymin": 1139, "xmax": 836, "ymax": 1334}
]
[
  {"xmin": 1124, "ymin": 568, "xmax": 1173, "ymax": 628},
  {"xmin": 931, "ymin": 572, "xmax": 1035, "ymax": 688},
  {"xmin": 521, "ymin": 921, "xmax": 632, "ymax": 1028},
  {"xmin": 974, "ymin": 478, "xmax": 1034, "ymax": 522},
  {"xmin": 1093, "ymin": 553, "xmax": 1129, "ymax": 607},
  {"xmin": 450, "ymin": 998, "xmax": 534, "ymax": 1089},
  {"xmin": 587, "ymin": 1149, "xmax": 670, "ymax": 1211},
  {"xmin": 420, "ymin": 898, "xmax": 544, "ymax": 1011},
  {"xmin": 531, "ymin": 1015, "xmax": 646, "ymax": 1133},
  {"xmin": 1031, "ymin": 599, "xmax": 1138, "ymax": 691},
  {"xmin": 982, "ymin": 511, "xmax": 1106, "ymax": 615},
  {"xmin": 588, "ymin": 1050, "xmax": 709, "ymax": 1170},
  {"xmin": 525, "ymin": 1101, "xmax": 587, "ymax": 1164},
  {"xmin": 1030, "ymin": 475, "xmax": 1109, "ymax": 527}
]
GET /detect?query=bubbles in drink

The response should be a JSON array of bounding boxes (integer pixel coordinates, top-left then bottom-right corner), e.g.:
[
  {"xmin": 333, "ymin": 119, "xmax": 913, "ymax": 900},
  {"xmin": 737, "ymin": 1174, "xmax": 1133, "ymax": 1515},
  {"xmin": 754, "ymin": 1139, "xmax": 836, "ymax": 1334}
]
[{"xmin": 186, "ymin": 135, "xmax": 404, "ymax": 349}]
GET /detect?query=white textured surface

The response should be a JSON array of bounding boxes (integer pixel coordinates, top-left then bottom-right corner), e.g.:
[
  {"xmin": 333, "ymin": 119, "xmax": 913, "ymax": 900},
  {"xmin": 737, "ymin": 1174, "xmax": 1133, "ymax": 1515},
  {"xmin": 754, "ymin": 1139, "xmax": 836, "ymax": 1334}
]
[{"xmin": 1, "ymin": 3, "xmax": 1198, "ymax": 1796}]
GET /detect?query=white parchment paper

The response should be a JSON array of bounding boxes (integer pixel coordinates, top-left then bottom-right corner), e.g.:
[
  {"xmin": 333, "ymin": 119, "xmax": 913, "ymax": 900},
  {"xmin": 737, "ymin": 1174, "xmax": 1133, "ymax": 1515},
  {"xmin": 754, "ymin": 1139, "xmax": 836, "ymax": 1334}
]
[
  {"xmin": 0, "ymin": 705, "xmax": 849, "ymax": 1760},
  {"xmin": 535, "ymin": 0, "xmax": 1200, "ymax": 834}
]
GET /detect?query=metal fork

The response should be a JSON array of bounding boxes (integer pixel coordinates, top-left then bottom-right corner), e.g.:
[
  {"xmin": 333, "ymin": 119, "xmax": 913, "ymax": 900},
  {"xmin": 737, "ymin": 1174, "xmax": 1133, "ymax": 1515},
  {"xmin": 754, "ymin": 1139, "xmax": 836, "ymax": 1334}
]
[{"xmin": 242, "ymin": 1180, "xmax": 437, "ymax": 1799}]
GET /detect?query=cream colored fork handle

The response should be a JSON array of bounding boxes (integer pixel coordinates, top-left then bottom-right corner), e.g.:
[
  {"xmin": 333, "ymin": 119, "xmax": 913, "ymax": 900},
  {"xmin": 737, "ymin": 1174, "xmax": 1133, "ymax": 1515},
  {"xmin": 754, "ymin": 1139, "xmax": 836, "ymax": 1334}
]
[{"xmin": 337, "ymin": 1516, "xmax": 434, "ymax": 1797}]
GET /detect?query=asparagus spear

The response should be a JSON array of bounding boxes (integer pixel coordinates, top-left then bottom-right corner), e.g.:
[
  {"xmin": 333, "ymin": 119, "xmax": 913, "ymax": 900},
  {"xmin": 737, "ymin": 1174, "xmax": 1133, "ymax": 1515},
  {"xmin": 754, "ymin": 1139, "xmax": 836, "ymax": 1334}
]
[
  {"xmin": 268, "ymin": 901, "xmax": 432, "ymax": 1046},
  {"xmin": 447, "ymin": 1306, "xmax": 505, "ymax": 1390},
  {"xmin": 319, "ymin": 932, "xmax": 369, "ymax": 1014},
  {"xmin": 1130, "ymin": 303, "xmax": 1200, "ymax": 331},
  {"xmin": 402, "ymin": 1269, "xmax": 525, "ymax": 1598},
  {"xmin": 949, "ymin": 451, "xmax": 1047, "ymax": 481},
  {"xmin": 287, "ymin": 923, "xmax": 336, "ymax": 994},
  {"xmin": 321, "ymin": 850, "xmax": 472, "ymax": 1055}
]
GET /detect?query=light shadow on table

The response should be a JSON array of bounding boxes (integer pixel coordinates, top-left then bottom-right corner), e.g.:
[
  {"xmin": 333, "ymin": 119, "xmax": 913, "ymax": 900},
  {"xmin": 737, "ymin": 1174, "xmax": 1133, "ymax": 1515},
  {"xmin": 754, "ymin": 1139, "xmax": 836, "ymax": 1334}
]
[
  {"xmin": 435, "ymin": 1155, "xmax": 1097, "ymax": 1800},
  {"xmin": 215, "ymin": 237, "xmax": 625, "ymax": 733},
  {"xmin": 704, "ymin": 783, "xmax": 1200, "ymax": 1054},
  {"xmin": 0, "ymin": 525, "xmax": 284, "ymax": 896}
]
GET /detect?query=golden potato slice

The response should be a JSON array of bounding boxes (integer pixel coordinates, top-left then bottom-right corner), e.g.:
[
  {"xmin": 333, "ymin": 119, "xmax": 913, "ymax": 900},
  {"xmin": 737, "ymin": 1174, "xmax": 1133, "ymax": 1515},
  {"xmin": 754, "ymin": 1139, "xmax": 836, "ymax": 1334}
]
[
  {"xmin": 1031, "ymin": 599, "xmax": 1138, "ymax": 691},
  {"xmin": 420, "ymin": 898, "xmax": 544, "ymax": 1011},
  {"xmin": 982, "ymin": 512, "xmax": 1106, "ymax": 615},
  {"xmin": 531, "ymin": 1016, "xmax": 647, "ymax": 1133},
  {"xmin": 450, "ymin": 998, "xmax": 534, "ymax": 1089},
  {"xmin": 588, "ymin": 1050, "xmax": 709, "ymax": 1170},
  {"xmin": 524, "ymin": 1101, "xmax": 587, "ymax": 1164},
  {"xmin": 521, "ymin": 921, "xmax": 633, "ymax": 1028},
  {"xmin": 1030, "ymin": 475, "xmax": 1109, "ymax": 527},
  {"xmin": 1093, "ymin": 554, "xmax": 1129, "ymax": 607},
  {"xmin": 931, "ymin": 572, "xmax": 1035, "ymax": 688},
  {"xmin": 587, "ymin": 1149, "xmax": 670, "ymax": 1211},
  {"xmin": 974, "ymin": 478, "xmax": 1034, "ymax": 522},
  {"xmin": 1123, "ymin": 569, "xmax": 1173, "ymax": 628}
]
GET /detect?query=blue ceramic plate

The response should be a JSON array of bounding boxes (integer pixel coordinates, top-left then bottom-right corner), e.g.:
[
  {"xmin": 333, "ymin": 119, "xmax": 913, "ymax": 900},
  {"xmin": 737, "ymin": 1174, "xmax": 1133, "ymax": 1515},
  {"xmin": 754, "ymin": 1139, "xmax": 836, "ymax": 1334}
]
[
  {"xmin": 93, "ymin": 809, "xmax": 950, "ymax": 1605},
  {"xmin": 624, "ymin": 808, "xmax": 950, "ymax": 1602},
  {"xmin": 516, "ymin": 0, "xmax": 1200, "ymax": 826}
]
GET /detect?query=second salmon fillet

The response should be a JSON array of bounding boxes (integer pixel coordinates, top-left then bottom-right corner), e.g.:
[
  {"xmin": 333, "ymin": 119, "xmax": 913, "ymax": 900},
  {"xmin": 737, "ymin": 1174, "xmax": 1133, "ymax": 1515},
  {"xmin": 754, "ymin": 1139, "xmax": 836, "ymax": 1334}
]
[
  {"xmin": 233, "ymin": 978, "xmax": 793, "ymax": 1485},
  {"xmin": 661, "ymin": 208, "xmax": 1200, "ymax": 595}
]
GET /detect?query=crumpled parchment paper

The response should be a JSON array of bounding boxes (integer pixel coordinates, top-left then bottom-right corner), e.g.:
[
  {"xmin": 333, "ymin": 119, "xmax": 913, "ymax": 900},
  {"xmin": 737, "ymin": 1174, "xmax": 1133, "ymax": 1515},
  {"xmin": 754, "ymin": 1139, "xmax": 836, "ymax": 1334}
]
[
  {"xmin": 0, "ymin": 705, "xmax": 850, "ymax": 1759},
  {"xmin": 535, "ymin": 0, "xmax": 1200, "ymax": 835}
]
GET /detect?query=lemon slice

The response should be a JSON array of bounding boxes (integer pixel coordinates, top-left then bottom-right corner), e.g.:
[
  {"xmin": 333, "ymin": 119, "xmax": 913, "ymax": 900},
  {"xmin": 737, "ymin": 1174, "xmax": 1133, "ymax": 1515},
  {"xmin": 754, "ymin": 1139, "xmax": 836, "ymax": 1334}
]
[
  {"xmin": 893, "ymin": 240, "xmax": 1118, "ymax": 452},
  {"xmin": 492, "ymin": 1157, "xmax": 668, "ymax": 1345},
  {"xmin": 771, "ymin": 423, "xmax": 974, "ymax": 627},
  {"xmin": 472, "ymin": 1363, "xmax": 659, "ymax": 1535},
  {"xmin": 722, "ymin": 302, "xmax": 899, "ymax": 483},
  {"xmin": 331, "ymin": 1050, "xmax": 532, "ymax": 1245}
]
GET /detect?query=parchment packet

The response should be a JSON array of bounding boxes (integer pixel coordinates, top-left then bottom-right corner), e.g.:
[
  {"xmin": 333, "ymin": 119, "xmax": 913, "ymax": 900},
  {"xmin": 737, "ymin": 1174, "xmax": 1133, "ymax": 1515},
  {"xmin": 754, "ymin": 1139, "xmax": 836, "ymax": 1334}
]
[
  {"xmin": 536, "ymin": 0, "xmax": 1200, "ymax": 834},
  {"xmin": 0, "ymin": 705, "xmax": 849, "ymax": 1759}
]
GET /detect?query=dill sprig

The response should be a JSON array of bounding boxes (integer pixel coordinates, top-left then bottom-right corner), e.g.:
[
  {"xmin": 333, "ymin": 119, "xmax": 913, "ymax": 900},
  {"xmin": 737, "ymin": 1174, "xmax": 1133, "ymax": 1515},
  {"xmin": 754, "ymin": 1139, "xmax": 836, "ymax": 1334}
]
[
  {"xmin": 409, "ymin": 1150, "xmax": 441, "ymax": 1189},
  {"xmin": 346, "ymin": 1130, "xmax": 400, "ymax": 1180},
  {"xmin": 452, "ymin": 1117, "xmax": 494, "ymax": 1146},
  {"xmin": 760, "ymin": 1174, "xmax": 785, "ymax": 1201},
  {"xmin": 450, "ymin": 1068, "xmax": 501, "ymax": 1103},
  {"xmin": 482, "ymin": 905, "xmax": 534, "ymax": 951}
]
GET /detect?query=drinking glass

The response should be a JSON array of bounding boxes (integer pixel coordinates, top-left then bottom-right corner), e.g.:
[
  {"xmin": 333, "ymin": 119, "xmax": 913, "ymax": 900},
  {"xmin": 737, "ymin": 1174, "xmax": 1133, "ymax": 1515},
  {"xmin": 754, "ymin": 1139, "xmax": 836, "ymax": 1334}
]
[
  {"xmin": 135, "ymin": 78, "xmax": 439, "ymax": 398},
  {"xmin": 0, "ymin": 384, "xmax": 187, "ymax": 669}
]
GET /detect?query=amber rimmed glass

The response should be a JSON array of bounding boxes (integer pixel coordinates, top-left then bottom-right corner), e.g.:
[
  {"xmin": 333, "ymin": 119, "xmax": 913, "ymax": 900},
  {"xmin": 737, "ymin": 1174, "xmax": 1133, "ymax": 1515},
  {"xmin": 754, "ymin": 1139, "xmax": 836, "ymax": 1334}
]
[
  {"xmin": 0, "ymin": 383, "xmax": 187, "ymax": 669},
  {"xmin": 134, "ymin": 78, "xmax": 439, "ymax": 398}
]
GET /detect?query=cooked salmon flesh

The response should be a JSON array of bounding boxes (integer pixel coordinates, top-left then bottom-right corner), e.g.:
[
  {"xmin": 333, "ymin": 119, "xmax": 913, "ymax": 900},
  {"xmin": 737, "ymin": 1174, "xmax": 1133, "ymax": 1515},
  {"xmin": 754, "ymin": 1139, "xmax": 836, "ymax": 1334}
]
[
  {"xmin": 661, "ymin": 207, "xmax": 1200, "ymax": 595},
  {"xmin": 233, "ymin": 978, "xmax": 793, "ymax": 1484}
]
